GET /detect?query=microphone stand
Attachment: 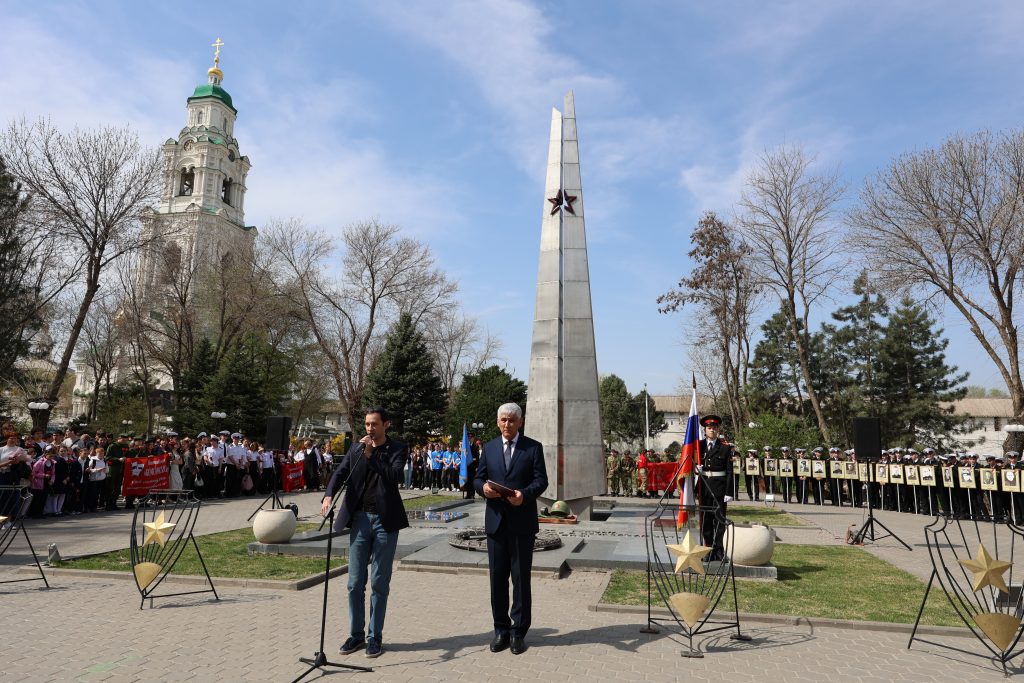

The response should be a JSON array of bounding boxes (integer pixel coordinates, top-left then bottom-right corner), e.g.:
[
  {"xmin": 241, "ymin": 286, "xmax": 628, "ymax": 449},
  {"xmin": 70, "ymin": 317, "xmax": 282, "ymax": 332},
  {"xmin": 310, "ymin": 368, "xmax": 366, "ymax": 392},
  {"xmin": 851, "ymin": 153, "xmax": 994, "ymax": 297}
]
[{"xmin": 292, "ymin": 508, "xmax": 372, "ymax": 682}]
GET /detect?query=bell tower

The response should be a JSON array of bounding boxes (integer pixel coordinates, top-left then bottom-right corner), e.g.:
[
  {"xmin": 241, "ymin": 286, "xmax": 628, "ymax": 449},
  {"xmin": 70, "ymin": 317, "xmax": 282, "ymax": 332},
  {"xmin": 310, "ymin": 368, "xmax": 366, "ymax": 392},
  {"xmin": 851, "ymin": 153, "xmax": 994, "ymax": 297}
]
[{"xmin": 140, "ymin": 37, "xmax": 255, "ymax": 290}]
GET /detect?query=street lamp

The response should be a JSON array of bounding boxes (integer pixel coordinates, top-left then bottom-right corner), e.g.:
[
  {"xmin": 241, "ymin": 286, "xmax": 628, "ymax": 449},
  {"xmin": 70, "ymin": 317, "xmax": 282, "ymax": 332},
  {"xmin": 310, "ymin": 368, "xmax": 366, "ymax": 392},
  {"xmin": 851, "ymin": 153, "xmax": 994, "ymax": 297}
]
[{"xmin": 28, "ymin": 401, "xmax": 50, "ymax": 411}]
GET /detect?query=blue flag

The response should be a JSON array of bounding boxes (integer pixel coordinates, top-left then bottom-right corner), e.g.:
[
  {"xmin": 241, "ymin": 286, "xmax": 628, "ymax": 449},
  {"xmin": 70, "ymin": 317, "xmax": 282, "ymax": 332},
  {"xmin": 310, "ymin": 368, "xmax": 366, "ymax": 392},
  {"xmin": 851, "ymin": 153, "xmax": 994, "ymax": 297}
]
[{"xmin": 459, "ymin": 423, "xmax": 471, "ymax": 488}]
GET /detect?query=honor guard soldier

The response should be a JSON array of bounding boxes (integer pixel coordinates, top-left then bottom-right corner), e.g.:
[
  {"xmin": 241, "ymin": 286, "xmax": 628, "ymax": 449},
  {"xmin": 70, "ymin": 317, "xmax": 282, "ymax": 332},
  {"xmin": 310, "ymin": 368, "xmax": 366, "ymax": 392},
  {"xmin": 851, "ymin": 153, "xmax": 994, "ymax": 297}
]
[
  {"xmin": 745, "ymin": 449, "xmax": 759, "ymax": 500},
  {"xmin": 795, "ymin": 448, "xmax": 810, "ymax": 504},
  {"xmin": 620, "ymin": 451, "xmax": 635, "ymax": 497},
  {"xmin": 225, "ymin": 433, "xmax": 248, "ymax": 497},
  {"xmin": 103, "ymin": 433, "xmax": 131, "ymax": 511},
  {"xmin": 605, "ymin": 450, "xmax": 619, "ymax": 496},
  {"xmin": 696, "ymin": 415, "xmax": 732, "ymax": 561},
  {"xmin": 826, "ymin": 447, "xmax": 842, "ymax": 506}
]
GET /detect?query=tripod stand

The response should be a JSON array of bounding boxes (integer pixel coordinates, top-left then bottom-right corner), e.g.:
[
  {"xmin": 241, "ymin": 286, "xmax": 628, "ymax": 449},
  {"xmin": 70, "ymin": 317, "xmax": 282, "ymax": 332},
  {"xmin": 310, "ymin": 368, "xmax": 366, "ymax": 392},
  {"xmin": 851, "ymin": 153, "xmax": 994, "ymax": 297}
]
[
  {"xmin": 247, "ymin": 459, "xmax": 284, "ymax": 522},
  {"xmin": 292, "ymin": 508, "xmax": 371, "ymax": 682},
  {"xmin": 851, "ymin": 465, "xmax": 911, "ymax": 550}
]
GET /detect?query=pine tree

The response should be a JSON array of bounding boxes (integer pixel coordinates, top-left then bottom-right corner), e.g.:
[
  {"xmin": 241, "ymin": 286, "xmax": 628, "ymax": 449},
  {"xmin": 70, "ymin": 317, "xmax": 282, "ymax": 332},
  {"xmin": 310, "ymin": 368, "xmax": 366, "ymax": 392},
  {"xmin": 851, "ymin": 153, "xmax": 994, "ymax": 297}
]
[
  {"xmin": 202, "ymin": 335, "xmax": 282, "ymax": 438},
  {"xmin": 747, "ymin": 309, "xmax": 806, "ymax": 417},
  {"xmin": 0, "ymin": 155, "xmax": 37, "ymax": 387},
  {"xmin": 445, "ymin": 365, "xmax": 526, "ymax": 443},
  {"xmin": 363, "ymin": 313, "xmax": 447, "ymax": 444},
  {"xmin": 875, "ymin": 297, "xmax": 967, "ymax": 448},
  {"xmin": 174, "ymin": 337, "xmax": 218, "ymax": 435}
]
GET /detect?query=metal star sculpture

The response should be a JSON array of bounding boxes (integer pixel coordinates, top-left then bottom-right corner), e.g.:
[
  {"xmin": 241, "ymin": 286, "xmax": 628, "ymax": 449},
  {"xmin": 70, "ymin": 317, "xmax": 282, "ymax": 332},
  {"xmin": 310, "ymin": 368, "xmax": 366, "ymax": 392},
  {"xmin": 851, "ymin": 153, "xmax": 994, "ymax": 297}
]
[
  {"xmin": 666, "ymin": 531, "xmax": 712, "ymax": 575},
  {"xmin": 959, "ymin": 543, "xmax": 1012, "ymax": 593},
  {"xmin": 548, "ymin": 189, "xmax": 577, "ymax": 215},
  {"xmin": 142, "ymin": 512, "xmax": 177, "ymax": 548},
  {"xmin": 0, "ymin": 515, "xmax": 8, "ymax": 525}
]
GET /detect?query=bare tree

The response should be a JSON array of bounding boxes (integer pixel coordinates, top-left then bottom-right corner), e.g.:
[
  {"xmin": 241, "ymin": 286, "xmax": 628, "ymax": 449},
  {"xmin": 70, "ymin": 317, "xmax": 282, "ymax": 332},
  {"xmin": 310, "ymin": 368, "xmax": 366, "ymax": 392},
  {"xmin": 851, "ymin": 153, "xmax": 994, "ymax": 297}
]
[
  {"xmin": 658, "ymin": 211, "xmax": 761, "ymax": 433},
  {"xmin": 1, "ymin": 119, "xmax": 162, "ymax": 429},
  {"xmin": 76, "ymin": 294, "xmax": 121, "ymax": 421},
  {"xmin": 737, "ymin": 145, "xmax": 845, "ymax": 440},
  {"xmin": 849, "ymin": 129, "xmax": 1024, "ymax": 448},
  {"xmin": 265, "ymin": 217, "xmax": 459, "ymax": 432}
]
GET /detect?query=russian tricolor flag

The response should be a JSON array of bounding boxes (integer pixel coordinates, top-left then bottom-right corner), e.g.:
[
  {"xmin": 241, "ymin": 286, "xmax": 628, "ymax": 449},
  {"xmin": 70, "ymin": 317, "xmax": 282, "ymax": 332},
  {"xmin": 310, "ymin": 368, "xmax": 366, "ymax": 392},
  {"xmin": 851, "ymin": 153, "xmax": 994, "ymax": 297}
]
[{"xmin": 676, "ymin": 387, "xmax": 701, "ymax": 528}]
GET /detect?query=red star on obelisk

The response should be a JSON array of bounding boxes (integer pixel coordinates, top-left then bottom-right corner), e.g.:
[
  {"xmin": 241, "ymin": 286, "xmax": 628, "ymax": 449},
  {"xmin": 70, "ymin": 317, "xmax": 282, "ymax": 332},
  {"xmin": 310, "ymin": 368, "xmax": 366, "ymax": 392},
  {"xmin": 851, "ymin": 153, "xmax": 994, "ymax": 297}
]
[{"xmin": 547, "ymin": 189, "xmax": 577, "ymax": 216}]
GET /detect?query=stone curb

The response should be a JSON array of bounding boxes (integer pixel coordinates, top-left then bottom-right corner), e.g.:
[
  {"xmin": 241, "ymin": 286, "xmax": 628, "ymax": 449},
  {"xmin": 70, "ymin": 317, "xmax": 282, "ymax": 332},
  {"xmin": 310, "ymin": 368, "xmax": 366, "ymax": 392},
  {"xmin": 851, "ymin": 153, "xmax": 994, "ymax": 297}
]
[
  {"xmin": 16, "ymin": 564, "xmax": 348, "ymax": 591},
  {"xmin": 590, "ymin": 601, "xmax": 974, "ymax": 639}
]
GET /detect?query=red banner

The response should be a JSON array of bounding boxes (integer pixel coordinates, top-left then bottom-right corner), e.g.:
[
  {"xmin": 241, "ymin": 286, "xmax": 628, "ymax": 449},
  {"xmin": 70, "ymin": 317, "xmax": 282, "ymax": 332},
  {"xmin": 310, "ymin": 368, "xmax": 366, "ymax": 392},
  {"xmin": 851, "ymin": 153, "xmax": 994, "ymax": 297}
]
[
  {"xmin": 281, "ymin": 462, "xmax": 305, "ymax": 492},
  {"xmin": 122, "ymin": 455, "xmax": 171, "ymax": 496},
  {"xmin": 646, "ymin": 462, "xmax": 680, "ymax": 494}
]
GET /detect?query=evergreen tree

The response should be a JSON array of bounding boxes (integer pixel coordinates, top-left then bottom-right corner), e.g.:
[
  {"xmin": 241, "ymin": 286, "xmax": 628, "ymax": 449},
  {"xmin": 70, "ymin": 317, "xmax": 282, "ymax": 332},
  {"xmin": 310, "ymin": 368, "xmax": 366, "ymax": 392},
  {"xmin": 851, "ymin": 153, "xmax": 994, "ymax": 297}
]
[
  {"xmin": 875, "ymin": 297, "xmax": 967, "ymax": 448},
  {"xmin": 444, "ymin": 365, "xmax": 527, "ymax": 442},
  {"xmin": 202, "ymin": 335, "xmax": 287, "ymax": 438},
  {"xmin": 363, "ymin": 313, "xmax": 447, "ymax": 444},
  {"xmin": 747, "ymin": 308, "xmax": 805, "ymax": 417},
  {"xmin": 0, "ymin": 155, "xmax": 38, "ymax": 389},
  {"xmin": 599, "ymin": 374, "xmax": 634, "ymax": 446},
  {"xmin": 173, "ymin": 337, "xmax": 218, "ymax": 435}
]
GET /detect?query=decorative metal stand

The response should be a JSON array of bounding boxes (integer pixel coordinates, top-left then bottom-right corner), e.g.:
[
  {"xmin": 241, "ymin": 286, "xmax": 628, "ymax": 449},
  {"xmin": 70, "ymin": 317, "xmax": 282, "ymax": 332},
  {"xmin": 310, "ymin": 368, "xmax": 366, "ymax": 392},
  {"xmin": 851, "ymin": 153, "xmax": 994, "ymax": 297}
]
[
  {"xmin": 129, "ymin": 490, "xmax": 218, "ymax": 609},
  {"xmin": 909, "ymin": 514, "xmax": 1024, "ymax": 675},
  {"xmin": 292, "ymin": 509, "xmax": 371, "ymax": 682},
  {"xmin": 0, "ymin": 486, "xmax": 49, "ymax": 588},
  {"xmin": 641, "ymin": 472, "xmax": 750, "ymax": 657}
]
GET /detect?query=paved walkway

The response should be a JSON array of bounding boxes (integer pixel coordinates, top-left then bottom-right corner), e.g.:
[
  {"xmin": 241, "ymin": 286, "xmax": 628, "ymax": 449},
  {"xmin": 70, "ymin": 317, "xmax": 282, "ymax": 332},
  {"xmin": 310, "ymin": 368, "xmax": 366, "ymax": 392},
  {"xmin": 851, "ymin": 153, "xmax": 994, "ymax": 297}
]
[{"xmin": 0, "ymin": 492, "xmax": 1017, "ymax": 681}]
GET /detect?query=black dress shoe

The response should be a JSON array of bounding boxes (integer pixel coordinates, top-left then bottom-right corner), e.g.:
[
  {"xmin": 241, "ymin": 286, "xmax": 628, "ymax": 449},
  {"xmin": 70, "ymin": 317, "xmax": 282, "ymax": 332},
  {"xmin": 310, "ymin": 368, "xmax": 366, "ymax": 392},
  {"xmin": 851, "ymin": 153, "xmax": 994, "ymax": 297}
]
[
  {"xmin": 490, "ymin": 634, "xmax": 510, "ymax": 653},
  {"xmin": 510, "ymin": 636, "xmax": 526, "ymax": 655}
]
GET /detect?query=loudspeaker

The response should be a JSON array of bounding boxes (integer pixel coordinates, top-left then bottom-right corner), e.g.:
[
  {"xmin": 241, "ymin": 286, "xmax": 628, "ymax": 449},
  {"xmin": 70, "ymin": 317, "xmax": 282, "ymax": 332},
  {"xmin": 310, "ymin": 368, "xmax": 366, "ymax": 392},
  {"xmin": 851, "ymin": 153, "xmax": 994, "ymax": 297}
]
[
  {"xmin": 265, "ymin": 416, "xmax": 292, "ymax": 451},
  {"xmin": 852, "ymin": 417, "xmax": 882, "ymax": 463}
]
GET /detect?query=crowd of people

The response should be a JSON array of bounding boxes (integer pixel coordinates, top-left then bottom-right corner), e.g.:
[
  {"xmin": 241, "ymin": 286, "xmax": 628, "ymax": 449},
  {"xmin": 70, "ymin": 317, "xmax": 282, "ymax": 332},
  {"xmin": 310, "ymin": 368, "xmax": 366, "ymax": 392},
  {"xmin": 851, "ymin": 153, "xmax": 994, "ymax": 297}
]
[
  {"xmin": 0, "ymin": 423, "xmax": 492, "ymax": 519},
  {"xmin": 603, "ymin": 441, "xmax": 1024, "ymax": 523},
  {"xmin": 0, "ymin": 423, "xmax": 342, "ymax": 518}
]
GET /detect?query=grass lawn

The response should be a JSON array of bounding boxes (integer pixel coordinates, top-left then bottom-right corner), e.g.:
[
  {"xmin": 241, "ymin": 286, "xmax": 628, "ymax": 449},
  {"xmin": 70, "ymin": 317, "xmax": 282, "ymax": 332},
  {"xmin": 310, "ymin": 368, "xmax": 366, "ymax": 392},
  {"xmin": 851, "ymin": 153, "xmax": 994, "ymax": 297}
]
[
  {"xmin": 603, "ymin": 544, "xmax": 961, "ymax": 627},
  {"xmin": 53, "ymin": 494, "xmax": 457, "ymax": 580},
  {"xmin": 727, "ymin": 506, "xmax": 806, "ymax": 527},
  {"xmin": 54, "ymin": 527, "xmax": 345, "ymax": 580}
]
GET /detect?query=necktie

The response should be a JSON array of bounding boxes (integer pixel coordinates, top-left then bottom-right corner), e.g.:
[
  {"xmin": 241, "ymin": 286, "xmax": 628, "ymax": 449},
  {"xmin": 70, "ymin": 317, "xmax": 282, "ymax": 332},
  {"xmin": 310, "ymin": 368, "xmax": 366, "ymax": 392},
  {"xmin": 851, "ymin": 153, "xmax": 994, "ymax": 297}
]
[{"xmin": 504, "ymin": 441, "xmax": 513, "ymax": 471}]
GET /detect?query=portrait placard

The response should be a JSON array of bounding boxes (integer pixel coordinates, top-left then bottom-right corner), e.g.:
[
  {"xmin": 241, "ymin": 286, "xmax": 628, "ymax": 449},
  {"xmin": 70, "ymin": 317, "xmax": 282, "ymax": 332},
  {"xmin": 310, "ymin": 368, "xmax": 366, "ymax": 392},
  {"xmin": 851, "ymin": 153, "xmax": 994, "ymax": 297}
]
[
  {"xmin": 779, "ymin": 459, "xmax": 794, "ymax": 477},
  {"xmin": 942, "ymin": 466, "xmax": 954, "ymax": 486},
  {"xmin": 876, "ymin": 463, "xmax": 889, "ymax": 484},
  {"xmin": 745, "ymin": 457, "xmax": 760, "ymax": 476},
  {"xmin": 980, "ymin": 468, "xmax": 998, "ymax": 491},
  {"xmin": 858, "ymin": 462, "xmax": 869, "ymax": 482},
  {"xmin": 764, "ymin": 458, "xmax": 778, "ymax": 475},
  {"xmin": 958, "ymin": 467, "xmax": 976, "ymax": 488},
  {"xmin": 905, "ymin": 465, "xmax": 920, "ymax": 485},
  {"xmin": 733, "ymin": 459, "xmax": 741, "ymax": 474},
  {"xmin": 845, "ymin": 461, "xmax": 857, "ymax": 478},
  {"xmin": 919, "ymin": 465, "xmax": 936, "ymax": 487},
  {"xmin": 1002, "ymin": 468, "xmax": 1020, "ymax": 493},
  {"xmin": 889, "ymin": 464, "xmax": 904, "ymax": 483},
  {"xmin": 812, "ymin": 460, "xmax": 826, "ymax": 479},
  {"xmin": 829, "ymin": 461, "xmax": 844, "ymax": 479},
  {"xmin": 797, "ymin": 459, "xmax": 811, "ymax": 476}
]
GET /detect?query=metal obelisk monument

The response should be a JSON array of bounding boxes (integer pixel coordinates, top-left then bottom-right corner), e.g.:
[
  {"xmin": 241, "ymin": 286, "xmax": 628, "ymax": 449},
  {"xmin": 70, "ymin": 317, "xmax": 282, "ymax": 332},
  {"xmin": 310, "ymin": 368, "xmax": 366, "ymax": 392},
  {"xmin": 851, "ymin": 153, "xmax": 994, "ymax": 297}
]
[{"xmin": 526, "ymin": 92, "xmax": 604, "ymax": 519}]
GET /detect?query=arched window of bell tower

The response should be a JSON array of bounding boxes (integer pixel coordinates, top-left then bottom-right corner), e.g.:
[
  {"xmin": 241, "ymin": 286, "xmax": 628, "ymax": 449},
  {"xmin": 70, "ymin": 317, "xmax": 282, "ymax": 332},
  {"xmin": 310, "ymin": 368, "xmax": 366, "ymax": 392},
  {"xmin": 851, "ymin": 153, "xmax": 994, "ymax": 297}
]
[
  {"xmin": 179, "ymin": 168, "xmax": 195, "ymax": 196},
  {"xmin": 222, "ymin": 177, "xmax": 233, "ymax": 206}
]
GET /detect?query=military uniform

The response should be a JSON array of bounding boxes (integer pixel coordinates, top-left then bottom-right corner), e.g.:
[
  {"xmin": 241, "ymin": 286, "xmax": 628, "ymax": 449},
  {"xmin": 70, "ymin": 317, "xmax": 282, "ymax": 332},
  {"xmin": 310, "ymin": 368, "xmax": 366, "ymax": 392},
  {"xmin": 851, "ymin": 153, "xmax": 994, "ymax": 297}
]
[
  {"xmin": 103, "ymin": 436, "xmax": 130, "ymax": 510},
  {"xmin": 744, "ymin": 448, "xmax": 759, "ymax": 501},
  {"xmin": 697, "ymin": 415, "xmax": 732, "ymax": 561},
  {"xmin": 619, "ymin": 453, "xmax": 635, "ymax": 498},
  {"xmin": 605, "ymin": 452, "xmax": 619, "ymax": 496},
  {"xmin": 636, "ymin": 451, "xmax": 649, "ymax": 497}
]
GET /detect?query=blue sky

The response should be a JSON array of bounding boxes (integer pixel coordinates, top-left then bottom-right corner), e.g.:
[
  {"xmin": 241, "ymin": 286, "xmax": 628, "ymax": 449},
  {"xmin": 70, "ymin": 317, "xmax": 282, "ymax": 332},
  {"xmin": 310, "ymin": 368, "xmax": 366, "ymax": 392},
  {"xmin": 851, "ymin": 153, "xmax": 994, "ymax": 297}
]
[{"xmin": 3, "ymin": 1, "xmax": 1024, "ymax": 395}]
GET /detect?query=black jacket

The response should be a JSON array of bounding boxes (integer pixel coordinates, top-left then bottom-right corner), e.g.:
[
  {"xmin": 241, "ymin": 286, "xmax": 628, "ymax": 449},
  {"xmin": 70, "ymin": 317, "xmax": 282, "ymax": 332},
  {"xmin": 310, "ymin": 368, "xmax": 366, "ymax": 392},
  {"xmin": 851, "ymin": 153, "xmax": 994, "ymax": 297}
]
[
  {"xmin": 325, "ymin": 438, "xmax": 409, "ymax": 533},
  {"xmin": 474, "ymin": 433, "xmax": 548, "ymax": 537}
]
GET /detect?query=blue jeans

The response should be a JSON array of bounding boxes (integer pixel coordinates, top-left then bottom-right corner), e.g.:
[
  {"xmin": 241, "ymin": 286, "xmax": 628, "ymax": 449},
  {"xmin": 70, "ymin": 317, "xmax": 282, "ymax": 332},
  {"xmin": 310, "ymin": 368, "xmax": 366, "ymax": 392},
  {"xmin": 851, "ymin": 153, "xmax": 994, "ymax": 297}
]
[
  {"xmin": 346, "ymin": 511, "xmax": 399, "ymax": 642},
  {"xmin": 404, "ymin": 465, "xmax": 413, "ymax": 489}
]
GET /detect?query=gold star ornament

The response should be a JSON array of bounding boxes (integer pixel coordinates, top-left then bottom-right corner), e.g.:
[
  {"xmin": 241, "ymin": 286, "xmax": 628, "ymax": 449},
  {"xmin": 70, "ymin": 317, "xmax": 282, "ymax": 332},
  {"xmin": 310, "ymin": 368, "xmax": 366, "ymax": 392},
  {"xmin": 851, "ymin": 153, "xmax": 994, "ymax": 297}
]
[
  {"xmin": 666, "ymin": 531, "xmax": 712, "ymax": 575},
  {"xmin": 959, "ymin": 543, "xmax": 1012, "ymax": 593},
  {"xmin": 0, "ymin": 515, "xmax": 8, "ymax": 524},
  {"xmin": 143, "ymin": 512, "xmax": 176, "ymax": 547}
]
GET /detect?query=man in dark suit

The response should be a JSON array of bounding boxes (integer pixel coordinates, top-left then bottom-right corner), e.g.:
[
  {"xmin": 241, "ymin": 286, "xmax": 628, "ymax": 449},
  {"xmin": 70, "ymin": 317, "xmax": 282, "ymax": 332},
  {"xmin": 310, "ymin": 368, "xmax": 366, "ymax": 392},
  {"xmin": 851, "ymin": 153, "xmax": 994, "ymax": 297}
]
[
  {"xmin": 321, "ymin": 407, "xmax": 409, "ymax": 659},
  {"xmin": 698, "ymin": 415, "xmax": 732, "ymax": 562},
  {"xmin": 474, "ymin": 402, "xmax": 549, "ymax": 655}
]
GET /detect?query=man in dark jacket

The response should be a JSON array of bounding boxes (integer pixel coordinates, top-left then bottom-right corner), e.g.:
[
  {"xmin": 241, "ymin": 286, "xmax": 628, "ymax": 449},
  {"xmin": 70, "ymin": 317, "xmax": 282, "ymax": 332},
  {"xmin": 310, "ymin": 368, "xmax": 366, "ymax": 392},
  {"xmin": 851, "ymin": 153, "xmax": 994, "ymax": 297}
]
[
  {"xmin": 321, "ymin": 407, "xmax": 408, "ymax": 660},
  {"xmin": 475, "ymin": 402, "xmax": 549, "ymax": 655}
]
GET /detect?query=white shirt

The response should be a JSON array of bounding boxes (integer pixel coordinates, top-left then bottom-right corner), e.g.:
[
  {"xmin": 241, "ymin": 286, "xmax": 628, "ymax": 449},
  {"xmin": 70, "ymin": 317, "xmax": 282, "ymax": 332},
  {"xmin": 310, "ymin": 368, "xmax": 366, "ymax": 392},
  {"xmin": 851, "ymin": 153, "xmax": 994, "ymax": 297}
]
[
  {"xmin": 0, "ymin": 444, "xmax": 24, "ymax": 468},
  {"xmin": 259, "ymin": 450, "xmax": 275, "ymax": 468},
  {"xmin": 502, "ymin": 436, "xmax": 518, "ymax": 463},
  {"xmin": 226, "ymin": 443, "xmax": 248, "ymax": 466},
  {"xmin": 204, "ymin": 444, "xmax": 223, "ymax": 466},
  {"xmin": 88, "ymin": 456, "xmax": 107, "ymax": 481}
]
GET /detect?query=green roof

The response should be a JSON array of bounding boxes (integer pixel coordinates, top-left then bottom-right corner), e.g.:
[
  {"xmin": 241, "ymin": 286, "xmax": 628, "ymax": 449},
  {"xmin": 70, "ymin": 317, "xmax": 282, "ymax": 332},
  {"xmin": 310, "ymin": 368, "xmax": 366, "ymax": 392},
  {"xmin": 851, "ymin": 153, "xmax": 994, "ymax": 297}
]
[{"xmin": 188, "ymin": 83, "xmax": 237, "ymax": 113}]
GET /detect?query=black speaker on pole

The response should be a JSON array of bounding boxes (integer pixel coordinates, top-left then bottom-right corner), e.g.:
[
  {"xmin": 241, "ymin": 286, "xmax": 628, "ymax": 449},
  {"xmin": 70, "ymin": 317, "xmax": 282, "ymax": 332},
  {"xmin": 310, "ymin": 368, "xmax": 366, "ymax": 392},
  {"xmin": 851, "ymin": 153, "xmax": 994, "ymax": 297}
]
[
  {"xmin": 852, "ymin": 417, "xmax": 882, "ymax": 463},
  {"xmin": 266, "ymin": 416, "xmax": 292, "ymax": 451}
]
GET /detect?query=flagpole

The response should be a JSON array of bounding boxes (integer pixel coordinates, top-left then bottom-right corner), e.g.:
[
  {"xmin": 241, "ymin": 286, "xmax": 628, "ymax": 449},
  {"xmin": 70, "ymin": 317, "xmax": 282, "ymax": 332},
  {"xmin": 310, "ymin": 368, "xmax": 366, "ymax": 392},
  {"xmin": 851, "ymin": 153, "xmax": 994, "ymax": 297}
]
[{"xmin": 644, "ymin": 382, "xmax": 650, "ymax": 452}]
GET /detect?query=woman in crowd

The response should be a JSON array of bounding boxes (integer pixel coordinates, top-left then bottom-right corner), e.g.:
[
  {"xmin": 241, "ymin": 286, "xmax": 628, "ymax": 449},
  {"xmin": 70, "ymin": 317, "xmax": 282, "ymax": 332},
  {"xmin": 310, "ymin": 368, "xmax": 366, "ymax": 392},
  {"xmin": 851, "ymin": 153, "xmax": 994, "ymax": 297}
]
[
  {"xmin": 84, "ymin": 445, "xmax": 107, "ymax": 513},
  {"xmin": 180, "ymin": 437, "xmax": 198, "ymax": 493},
  {"xmin": 28, "ymin": 447, "xmax": 55, "ymax": 518},
  {"xmin": 169, "ymin": 440, "xmax": 184, "ymax": 490}
]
